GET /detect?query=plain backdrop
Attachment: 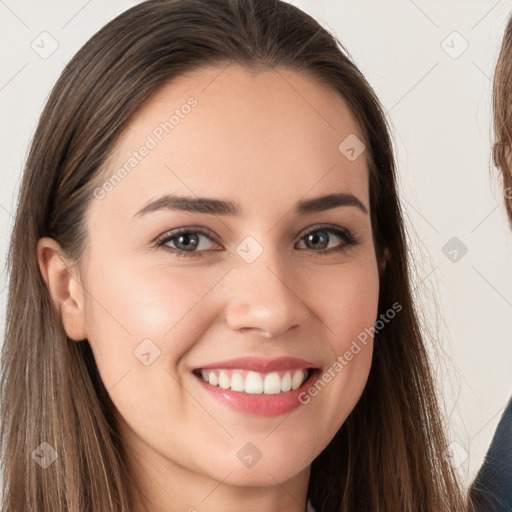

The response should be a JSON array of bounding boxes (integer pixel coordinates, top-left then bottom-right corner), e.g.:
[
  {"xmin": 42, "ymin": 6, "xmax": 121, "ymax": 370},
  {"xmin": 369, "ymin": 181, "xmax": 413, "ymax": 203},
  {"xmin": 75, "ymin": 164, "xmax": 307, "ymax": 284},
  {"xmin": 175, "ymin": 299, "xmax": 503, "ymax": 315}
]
[{"xmin": 1, "ymin": 0, "xmax": 511, "ymax": 489}]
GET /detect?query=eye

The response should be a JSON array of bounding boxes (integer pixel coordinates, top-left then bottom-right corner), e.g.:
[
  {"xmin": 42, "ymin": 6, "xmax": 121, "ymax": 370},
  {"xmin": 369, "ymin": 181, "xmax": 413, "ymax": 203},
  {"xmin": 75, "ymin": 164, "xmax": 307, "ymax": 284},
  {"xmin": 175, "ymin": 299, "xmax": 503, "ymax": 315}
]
[
  {"xmin": 296, "ymin": 224, "xmax": 359, "ymax": 255},
  {"xmin": 155, "ymin": 227, "xmax": 221, "ymax": 258}
]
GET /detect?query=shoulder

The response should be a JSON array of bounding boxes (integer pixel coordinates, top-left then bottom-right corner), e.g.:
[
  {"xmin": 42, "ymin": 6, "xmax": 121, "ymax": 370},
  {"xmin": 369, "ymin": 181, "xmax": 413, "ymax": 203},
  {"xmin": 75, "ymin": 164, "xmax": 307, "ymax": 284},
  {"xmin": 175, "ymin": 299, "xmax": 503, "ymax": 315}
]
[{"xmin": 470, "ymin": 396, "xmax": 512, "ymax": 511}]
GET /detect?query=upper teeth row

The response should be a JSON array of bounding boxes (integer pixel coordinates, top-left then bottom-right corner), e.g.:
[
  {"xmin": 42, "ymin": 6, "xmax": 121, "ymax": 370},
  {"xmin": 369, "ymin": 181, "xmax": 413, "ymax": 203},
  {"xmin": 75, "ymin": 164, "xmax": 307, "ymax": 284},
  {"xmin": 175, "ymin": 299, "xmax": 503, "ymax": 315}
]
[{"xmin": 200, "ymin": 369, "xmax": 309, "ymax": 394}]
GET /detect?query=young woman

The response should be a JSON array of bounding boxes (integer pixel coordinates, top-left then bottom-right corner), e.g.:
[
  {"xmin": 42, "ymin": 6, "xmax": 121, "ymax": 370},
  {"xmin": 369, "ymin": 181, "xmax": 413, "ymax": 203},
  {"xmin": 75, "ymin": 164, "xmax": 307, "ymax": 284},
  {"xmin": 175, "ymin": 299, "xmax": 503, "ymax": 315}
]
[
  {"xmin": 0, "ymin": 1, "xmax": 467, "ymax": 511},
  {"xmin": 468, "ymin": 13, "xmax": 512, "ymax": 512}
]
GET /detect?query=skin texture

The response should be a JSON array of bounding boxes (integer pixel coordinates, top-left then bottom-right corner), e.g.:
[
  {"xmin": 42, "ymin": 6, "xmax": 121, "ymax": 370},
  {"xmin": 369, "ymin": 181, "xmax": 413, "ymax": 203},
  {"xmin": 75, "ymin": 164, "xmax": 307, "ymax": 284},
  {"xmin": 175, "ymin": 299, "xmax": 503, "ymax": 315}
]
[{"xmin": 37, "ymin": 65, "xmax": 380, "ymax": 512}]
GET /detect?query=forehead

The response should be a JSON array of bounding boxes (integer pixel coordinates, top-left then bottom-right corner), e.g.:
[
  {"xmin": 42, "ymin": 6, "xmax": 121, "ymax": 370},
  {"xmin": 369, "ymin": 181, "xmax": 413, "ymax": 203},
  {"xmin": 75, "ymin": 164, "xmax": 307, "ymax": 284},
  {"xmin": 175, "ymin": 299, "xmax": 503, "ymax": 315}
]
[{"xmin": 91, "ymin": 64, "xmax": 370, "ymax": 225}]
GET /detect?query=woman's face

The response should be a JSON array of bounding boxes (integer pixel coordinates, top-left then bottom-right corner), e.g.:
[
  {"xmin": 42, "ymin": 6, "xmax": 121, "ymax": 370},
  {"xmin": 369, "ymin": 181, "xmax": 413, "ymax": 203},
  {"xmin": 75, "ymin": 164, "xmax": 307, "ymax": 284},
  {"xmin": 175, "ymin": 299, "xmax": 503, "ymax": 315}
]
[{"xmin": 76, "ymin": 65, "xmax": 379, "ymax": 496}]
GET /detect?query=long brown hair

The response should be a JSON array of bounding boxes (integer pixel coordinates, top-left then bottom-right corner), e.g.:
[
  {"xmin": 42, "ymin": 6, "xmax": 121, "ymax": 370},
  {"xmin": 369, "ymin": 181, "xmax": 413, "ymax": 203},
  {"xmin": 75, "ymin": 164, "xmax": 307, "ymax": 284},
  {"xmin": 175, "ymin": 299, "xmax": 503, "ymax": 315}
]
[
  {"xmin": 492, "ymin": 13, "xmax": 512, "ymax": 220},
  {"xmin": 1, "ymin": 1, "xmax": 467, "ymax": 510}
]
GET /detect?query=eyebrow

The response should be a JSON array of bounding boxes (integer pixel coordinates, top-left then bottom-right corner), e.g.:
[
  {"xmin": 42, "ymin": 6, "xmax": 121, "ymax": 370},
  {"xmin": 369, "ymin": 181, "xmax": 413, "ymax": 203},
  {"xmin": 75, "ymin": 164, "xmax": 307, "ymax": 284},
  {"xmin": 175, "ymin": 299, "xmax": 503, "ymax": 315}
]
[{"xmin": 133, "ymin": 192, "xmax": 368, "ymax": 218}]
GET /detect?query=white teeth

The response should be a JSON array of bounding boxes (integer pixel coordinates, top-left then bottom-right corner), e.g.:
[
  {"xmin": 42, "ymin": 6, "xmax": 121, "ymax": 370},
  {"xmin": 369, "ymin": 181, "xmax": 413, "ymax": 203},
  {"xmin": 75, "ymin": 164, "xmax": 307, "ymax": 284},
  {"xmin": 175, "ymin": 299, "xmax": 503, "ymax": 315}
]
[
  {"xmin": 292, "ymin": 369, "xmax": 305, "ymax": 390},
  {"xmin": 245, "ymin": 371, "xmax": 264, "ymax": 394},
  {"xmin": 198, "ymin": 368, "xmax": 310, "ymax": 395},
  {"xmin": 281, "ymin": 371, "xmax": 292, "ymax": 392},
  {"xmin": 230, "ymin": 372, "xmax": 245, "ymax": 392},
  {"xmin": 218, "ymin": 371, "xmax": 230, "ymax": 390},
  {"xmin": 208, "ymin": 371, "xmax": 218, "ymax": 386},
  {"xmin": 263, "ymin": 372, "xmax": 282, "ymax": 394}
]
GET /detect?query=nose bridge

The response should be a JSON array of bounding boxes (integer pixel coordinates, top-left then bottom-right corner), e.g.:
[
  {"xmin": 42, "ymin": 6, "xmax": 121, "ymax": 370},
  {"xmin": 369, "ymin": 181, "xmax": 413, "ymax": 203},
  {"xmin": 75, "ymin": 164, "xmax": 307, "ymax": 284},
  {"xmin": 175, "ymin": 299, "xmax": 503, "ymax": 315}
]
[{"xmin": 224, "ymin": 239, "xmax": 311, "ymax": 337}]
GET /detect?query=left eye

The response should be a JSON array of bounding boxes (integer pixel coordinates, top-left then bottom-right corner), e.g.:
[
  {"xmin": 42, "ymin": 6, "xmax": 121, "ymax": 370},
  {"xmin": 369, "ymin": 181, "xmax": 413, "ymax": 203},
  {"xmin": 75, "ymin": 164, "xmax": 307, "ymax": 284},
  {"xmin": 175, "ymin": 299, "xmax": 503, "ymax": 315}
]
[
  {"xmin": 155, "ymin": 224, "xmax": 359, "ymax": 258},
  {"xmin": 297, "ymin": 225, "xmax": 356, "ymax": 252}
]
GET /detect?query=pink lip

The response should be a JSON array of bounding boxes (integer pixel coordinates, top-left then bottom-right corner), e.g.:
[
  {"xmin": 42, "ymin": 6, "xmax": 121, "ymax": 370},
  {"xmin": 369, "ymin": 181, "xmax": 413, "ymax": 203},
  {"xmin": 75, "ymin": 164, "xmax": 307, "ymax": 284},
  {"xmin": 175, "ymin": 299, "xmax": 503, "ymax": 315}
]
[
  {"xmin": 195, "ymin": 356, "xmax": 317, "ymax": 372},
  {"xmin": 192, "ymin": 357, "xmax": 320, "ymax": 417}
]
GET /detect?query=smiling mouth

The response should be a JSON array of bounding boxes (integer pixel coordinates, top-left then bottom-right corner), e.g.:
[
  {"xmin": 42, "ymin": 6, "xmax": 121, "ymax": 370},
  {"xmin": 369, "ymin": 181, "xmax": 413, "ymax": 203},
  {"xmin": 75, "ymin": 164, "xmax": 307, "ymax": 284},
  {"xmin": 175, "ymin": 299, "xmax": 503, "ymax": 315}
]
[{"xmin": 193, "ymin": 368, "xmax": 313, "ymax": 395}]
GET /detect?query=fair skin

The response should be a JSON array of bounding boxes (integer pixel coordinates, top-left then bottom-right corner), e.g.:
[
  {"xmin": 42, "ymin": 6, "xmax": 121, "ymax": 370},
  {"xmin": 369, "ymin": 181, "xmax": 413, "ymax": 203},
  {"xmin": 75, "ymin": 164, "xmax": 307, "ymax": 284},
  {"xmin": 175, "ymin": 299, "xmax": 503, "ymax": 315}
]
[{"xmin": 37, "ymin": 65, "xmax": 380, "ymax": 512}]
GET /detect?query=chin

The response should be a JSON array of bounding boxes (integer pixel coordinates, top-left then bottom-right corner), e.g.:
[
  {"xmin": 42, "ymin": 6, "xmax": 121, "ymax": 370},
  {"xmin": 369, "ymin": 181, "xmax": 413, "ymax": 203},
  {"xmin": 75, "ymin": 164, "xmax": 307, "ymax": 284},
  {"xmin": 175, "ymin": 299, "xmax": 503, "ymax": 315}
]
[{"xmin": 217, "ymin": 463, "xmax": 310, "ymax": 488}]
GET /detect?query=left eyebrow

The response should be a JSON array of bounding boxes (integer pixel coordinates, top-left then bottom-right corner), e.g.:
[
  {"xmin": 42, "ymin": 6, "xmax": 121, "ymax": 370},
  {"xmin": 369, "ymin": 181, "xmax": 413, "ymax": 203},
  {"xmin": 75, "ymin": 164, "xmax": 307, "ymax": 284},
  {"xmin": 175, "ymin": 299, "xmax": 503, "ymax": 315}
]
[
  {"xmin": 296, "ymin": 192, "xmax": 368, "ymax": 215},
  {"xmin": 133, "ymin": 191, "xmax": 368, "ymax": 218}
]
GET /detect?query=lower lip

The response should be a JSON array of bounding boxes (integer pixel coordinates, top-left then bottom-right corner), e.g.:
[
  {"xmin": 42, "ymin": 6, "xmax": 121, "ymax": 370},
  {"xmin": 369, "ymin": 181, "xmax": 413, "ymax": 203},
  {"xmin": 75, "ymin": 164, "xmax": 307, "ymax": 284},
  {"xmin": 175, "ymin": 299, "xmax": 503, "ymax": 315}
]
[{"xmin": 194, "ymin": 370, "xmax": 318, "ymax": 417}]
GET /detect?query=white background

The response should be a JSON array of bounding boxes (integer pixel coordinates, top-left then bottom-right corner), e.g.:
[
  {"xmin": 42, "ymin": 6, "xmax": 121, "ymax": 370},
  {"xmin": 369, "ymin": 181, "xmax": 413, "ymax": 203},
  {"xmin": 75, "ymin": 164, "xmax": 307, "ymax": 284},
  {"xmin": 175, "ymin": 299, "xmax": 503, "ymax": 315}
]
[{"xmin": 1, "ymin": 0, "xmax": 511, "ymax": 489}]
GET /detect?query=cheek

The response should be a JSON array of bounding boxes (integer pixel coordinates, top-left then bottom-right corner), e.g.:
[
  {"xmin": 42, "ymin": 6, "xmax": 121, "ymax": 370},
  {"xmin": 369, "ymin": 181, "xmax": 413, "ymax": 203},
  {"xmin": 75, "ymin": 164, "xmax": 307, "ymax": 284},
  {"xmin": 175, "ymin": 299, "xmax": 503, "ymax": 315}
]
[
  {"xmin": 297, "ymin": 256, "xmax": 379, "ymax": 436},
  {"xmin": 80, "ymin": 257, "xmax": 227, "ymax": 442},
  {"xmin": 81, "ymin": 253, "xmax": 227, "ymax": 388},
  {"xmin": 309, "ymin": 253, "xmax": 380, "ymax": 348}
]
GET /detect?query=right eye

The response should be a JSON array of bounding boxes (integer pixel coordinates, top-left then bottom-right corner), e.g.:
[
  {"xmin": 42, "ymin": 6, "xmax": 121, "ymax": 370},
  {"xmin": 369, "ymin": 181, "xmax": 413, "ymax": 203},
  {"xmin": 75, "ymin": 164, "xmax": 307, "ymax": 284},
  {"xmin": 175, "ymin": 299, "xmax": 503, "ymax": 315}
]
[{"xmin": 155, "ymin": 227, "xmax": 223, "ymax": 258}]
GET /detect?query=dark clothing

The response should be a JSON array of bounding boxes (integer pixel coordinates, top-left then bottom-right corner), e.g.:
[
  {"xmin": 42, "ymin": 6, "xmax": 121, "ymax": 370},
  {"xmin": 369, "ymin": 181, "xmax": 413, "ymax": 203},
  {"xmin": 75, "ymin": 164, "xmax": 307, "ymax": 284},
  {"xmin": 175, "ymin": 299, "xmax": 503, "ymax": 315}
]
[{"xmin": 470, "ymin": 396, "xmax": 512, "ymax": 511}]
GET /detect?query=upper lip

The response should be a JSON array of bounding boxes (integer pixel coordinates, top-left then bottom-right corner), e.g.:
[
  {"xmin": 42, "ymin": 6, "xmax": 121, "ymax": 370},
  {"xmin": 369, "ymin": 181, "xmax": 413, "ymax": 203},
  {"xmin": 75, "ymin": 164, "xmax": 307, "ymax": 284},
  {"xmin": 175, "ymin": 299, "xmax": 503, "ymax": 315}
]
[{"xmin": 195, "ymin": 356, "xmax": 318, "ymax": 373}]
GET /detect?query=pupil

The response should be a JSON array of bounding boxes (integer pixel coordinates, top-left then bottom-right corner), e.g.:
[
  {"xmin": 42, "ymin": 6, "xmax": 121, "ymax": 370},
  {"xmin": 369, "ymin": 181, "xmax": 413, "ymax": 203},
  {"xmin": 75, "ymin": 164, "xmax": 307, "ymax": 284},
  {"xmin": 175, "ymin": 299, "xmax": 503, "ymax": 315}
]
[
  {"xmin": 308, "ymin": 231, "xmax": 328, "ymax": 249},
  {"xmin": 178, "ymin": 234, "xmax": 198, "ymax": 250}
]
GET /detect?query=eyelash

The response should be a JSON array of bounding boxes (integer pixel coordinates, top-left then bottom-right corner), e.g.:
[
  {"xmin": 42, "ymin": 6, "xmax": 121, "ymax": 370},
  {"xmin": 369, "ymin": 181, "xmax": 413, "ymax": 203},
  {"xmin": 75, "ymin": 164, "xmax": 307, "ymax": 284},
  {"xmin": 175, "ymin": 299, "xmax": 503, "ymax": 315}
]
[{"xmin": 155, "ymin": 224, "xmax": 360, "ymax": 259}]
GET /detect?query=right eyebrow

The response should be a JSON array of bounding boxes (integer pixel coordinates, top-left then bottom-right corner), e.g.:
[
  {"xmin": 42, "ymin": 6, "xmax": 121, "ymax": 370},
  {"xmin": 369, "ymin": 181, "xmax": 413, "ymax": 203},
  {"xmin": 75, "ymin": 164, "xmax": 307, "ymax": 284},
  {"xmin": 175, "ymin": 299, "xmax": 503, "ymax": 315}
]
[{"xmin": 133, "ymin": 194, "xmax": 241, "ymax": 218}]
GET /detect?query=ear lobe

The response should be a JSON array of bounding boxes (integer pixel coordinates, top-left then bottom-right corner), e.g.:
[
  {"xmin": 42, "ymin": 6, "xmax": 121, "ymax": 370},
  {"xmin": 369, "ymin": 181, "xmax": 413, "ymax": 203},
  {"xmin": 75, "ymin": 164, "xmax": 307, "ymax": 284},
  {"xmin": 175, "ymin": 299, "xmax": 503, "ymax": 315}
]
[{"xmin": 37, "ymin": 237, "xmax": 87, "ymax": 341}]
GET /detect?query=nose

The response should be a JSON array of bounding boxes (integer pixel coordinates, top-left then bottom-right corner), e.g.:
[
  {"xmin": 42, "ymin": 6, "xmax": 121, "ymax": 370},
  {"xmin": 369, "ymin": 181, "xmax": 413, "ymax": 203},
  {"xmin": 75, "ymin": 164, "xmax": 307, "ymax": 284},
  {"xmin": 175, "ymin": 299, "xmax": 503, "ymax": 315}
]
[{"xmin": 224, "ymin": 251, "xmax": 312, "ymax": 338}]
